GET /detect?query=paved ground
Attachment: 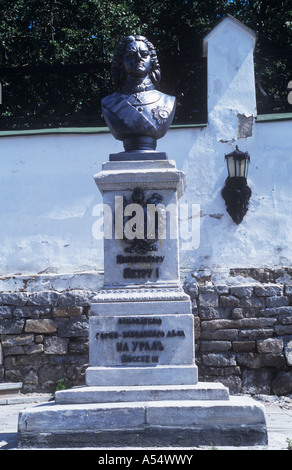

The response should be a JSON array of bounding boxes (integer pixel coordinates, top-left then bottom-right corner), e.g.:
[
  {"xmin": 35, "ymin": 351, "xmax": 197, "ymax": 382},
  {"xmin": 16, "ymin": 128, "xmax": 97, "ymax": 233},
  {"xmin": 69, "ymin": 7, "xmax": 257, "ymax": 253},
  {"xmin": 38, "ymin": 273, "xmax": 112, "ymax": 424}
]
[{"xmin": 0, "ymin": 393, "xmax": 292, "ymax": 451}]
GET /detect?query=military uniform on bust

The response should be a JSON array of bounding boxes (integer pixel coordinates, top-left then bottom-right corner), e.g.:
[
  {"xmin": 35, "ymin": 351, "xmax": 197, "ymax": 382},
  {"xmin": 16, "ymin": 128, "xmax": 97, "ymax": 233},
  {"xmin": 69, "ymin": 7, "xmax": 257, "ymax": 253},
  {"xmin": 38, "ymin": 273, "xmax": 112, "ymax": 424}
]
[{"xmin": 101, "ymin": 35, "xmax": 176, "ymax": 156}]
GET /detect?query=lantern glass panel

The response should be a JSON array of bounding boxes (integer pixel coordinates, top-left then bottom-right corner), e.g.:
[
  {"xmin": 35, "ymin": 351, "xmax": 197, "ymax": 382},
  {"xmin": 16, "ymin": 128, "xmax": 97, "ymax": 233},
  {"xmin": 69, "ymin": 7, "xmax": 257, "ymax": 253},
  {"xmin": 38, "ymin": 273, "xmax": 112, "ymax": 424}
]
[
  {"xmin": 236, "ymin": 158, "xmax": 246, "ymax": 177},
  {"xmin": 226, "ymin": 155, "xmax": 236, "ymax": 177}
]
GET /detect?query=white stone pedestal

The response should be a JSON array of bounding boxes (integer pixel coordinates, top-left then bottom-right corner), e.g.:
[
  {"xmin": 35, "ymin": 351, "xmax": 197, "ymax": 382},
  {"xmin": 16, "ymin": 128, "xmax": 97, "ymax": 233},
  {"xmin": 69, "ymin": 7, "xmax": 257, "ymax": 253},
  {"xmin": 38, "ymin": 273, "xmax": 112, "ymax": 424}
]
[{"xmin": 17, "ymin": 158, "xmax": 268, "ymax": 448}]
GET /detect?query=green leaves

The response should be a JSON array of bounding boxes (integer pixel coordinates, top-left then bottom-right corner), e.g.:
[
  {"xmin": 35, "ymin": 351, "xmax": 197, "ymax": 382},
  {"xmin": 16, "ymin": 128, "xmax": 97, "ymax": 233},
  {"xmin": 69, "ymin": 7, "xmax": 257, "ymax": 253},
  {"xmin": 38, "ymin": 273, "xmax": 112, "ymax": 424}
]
[{"xmin": 0, "ymin": 0, "xmax": 290, "ymax": 129}]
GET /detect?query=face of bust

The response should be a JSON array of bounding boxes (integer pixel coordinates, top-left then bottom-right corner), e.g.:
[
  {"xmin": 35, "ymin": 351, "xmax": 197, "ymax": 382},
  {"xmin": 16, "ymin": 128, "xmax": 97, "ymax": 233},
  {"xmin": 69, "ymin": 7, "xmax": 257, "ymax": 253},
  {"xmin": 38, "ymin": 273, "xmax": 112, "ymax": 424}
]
[{"xmin": 123, "ymin": 40, "xmax": 151, "ymax": 79}]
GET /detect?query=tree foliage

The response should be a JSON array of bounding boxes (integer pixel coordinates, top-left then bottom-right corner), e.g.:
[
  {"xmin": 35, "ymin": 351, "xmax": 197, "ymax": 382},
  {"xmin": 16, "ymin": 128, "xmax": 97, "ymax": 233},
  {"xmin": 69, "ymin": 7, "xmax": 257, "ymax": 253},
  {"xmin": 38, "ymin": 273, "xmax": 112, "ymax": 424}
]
[
  {"xmin": 1, "ymin": 0, "xmax": 290, "ymax": 65},
  {"xmin": 0, "ymin": 0, "xmax": 291, "ymax": 129}
]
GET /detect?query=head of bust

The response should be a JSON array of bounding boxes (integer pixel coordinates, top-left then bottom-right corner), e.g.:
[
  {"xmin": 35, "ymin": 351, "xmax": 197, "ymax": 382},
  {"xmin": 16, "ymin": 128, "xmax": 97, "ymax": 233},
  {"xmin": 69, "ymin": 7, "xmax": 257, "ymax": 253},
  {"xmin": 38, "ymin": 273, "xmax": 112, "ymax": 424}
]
[{"xmin": 110, "ymin": 35, "xmax": 161, "ymax": 91}]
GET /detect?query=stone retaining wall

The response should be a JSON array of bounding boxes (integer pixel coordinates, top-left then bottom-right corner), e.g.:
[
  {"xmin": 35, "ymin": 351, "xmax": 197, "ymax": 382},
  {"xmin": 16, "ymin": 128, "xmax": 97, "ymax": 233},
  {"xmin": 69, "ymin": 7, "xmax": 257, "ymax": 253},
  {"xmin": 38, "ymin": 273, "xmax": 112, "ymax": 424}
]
[
  {"xmin": 185, "ymin": 282, "xmax": 292, "ymax": 395},
  {"xmin": 0, "ymin": 280, "xmax": 292, "ymax": 395},
  {"xmin": 0, "ymin": 291, "xmax": 94, "ymax": 392}
]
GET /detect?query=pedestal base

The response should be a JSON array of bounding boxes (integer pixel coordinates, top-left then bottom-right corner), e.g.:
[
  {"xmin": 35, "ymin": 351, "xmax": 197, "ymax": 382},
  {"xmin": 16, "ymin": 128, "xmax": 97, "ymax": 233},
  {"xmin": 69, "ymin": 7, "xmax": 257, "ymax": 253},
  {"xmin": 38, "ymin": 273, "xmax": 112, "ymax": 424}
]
[
  {"xmin": 86, "ymin": 365, "xmax": 198, "ymax": 387},
  {"xmin": 55, "ymin": 382, "xmax": 229, "ymax": 404},
  {"xmin": 18, "ymin": 388, "xmax": 267, "ymax": 448},
  {"xmin": 109, "ymin": 151, "xmax": 167, "ymax": 161},
  {"xmin": 17, "ymin": 295, "xmax": 268, "ymax": 448}
]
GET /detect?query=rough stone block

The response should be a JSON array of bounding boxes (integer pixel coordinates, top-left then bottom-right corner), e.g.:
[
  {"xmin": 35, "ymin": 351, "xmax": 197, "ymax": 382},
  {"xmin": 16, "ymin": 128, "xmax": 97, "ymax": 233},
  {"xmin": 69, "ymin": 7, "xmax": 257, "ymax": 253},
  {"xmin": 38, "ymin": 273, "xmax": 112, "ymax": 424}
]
[
  {"xmin": 0, "ymin": 306, "xmax": 14, "ymax": 318},
  {"xmin": 199, "ymin": 307, "xmax": 231, "ymax": 320},
  {"xmin": 27, "ymin": 291, "xmax": 59, "ymax": 306},
  {"xmin": 14, "ymin": 306, "xmax": 51, "ymax": 318},
  {"xmin": 272, "ymin": 371, "xmax": 292, "ymax": 395},
  {"xmin": 184, "ymin": 282, "xmax": 198, "ymax": 298},
  {"xmin": 260, "ymin": 305, "xmax": 292, "ymax": 317},
  {"xmin": 275, "ymin": 324, "xmax": 292, "ymax": 335},
  {"xmin": 68, "ymin": 338, "xmax": 88, "ymax": 354},
  {"xmin": 229, "ymin": 286, "xmax": 254, "ymax": 297},
  {"xmin": 44, "ymin": 336, "xmax": 68, "ymax": 355},
  {"xmin": 241, "ymin": 297, "xmax": 265, "ymax": 308},
  {"xmin": 265, "ymin": 296, "xmax": 289, "ymax": 307},
  {"xmin": 199, "ymin": 293, "xmax": 219, "ymax": 307},
  {"xmin": 1, "ymin": 334, "xmax": 34, "ymax": 347},
  {"xmin": 284, "ymin": 338, "xmax": 292, "ymax": 366},
  {"xmin": 200, "ymin": 341, "xmax": 232, "ymax": 352},
  {"xmin": 202, "ymin": 353, "xmax": 237, "ymax": 367},
  {"xmin": 277, "ymin": 314, "xmax": 292, "ymax": 325},
  {"xmin": 23, "ymin": 343, "xmax": 44, "ymax": 354},
  {"xmin": 0, "ymin": 319, "xmax": 24, "ymax": 334},
  {"xmin": 25, "ymin": 319, "xmax": 57, "ymax": 334},
  {"xmin": 0, "ymin": 293, "xmax": 28, "ymax": 306},
  {"xmin": 201, "ymin": 319, "xmax": 235, "ymax": 331},
  {"xmin": 219, "ymin": 295, "xmax": 240, "ymax": 307},
  {"xmin": 284, "ymin": 285, "xmax": 292, "ymax": 295},
  {"xmin": 232, "ymin": 341, "xmax": 255, "ymax": 352},
  {"xmin": 257, "ymin": 338, "xmax": 284, "ymax": 354},
  {"xmin": 242, "ymin": 369, "xmax": 272, "ymax": 395},
  {"xmin": 57, "ymin": 317, "xmax": 88, "ymax": 337},
  {"xmin": 3, "ymin": 345, "xmax": 24, "ymax": 356},
  {"xmin": 57, "ymin": 291, "xmax": 93, "ymax": 307},
  {"xmin": 231, "ymin": 308, "xmax": 246, "ymax": 319},
  {"xmin": 237, "ymin": 352, "xmax": 286, "ymax": 369},
  {"xmin": 254, "ymin": 285, "xmax": 283, "ymax": 297},
  {"xmin": 199, "ymin": 285, "xmax": 229, "ymax": 295},
  {"xmin": 236, "ymin": 317, "xmax": 276, "ymax": 328},
  {"xmin": 200, "ymin": 329, "xmax": 238, "ymax": 341},
  {"xmin": 239, "ymin": 329, "xmax": 274, "ymax": 340},
  {"xmin": 53, "ymin": 307, "xmax": 83, "ymax": 317}
]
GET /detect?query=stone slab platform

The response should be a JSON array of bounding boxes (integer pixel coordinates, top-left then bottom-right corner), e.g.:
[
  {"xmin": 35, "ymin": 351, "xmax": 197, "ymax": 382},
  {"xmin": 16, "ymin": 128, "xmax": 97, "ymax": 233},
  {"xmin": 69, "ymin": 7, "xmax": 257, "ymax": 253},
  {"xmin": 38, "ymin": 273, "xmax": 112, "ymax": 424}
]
[
  {"xmin": 55, "ymin": 382, "xmax": 229, "ymax": 404},
  {"xmin": 18, "ymin": 396, "xmax": 267, "ymax": 448}
]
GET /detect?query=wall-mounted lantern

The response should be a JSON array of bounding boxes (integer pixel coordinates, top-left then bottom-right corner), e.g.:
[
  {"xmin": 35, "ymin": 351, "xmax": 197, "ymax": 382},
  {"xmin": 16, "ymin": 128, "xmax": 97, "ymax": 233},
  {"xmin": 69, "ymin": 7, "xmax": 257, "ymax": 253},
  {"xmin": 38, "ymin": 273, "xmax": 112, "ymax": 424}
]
[{"xmin": 221, "ymin": 145, "xmax": 252, "ymax": 224}]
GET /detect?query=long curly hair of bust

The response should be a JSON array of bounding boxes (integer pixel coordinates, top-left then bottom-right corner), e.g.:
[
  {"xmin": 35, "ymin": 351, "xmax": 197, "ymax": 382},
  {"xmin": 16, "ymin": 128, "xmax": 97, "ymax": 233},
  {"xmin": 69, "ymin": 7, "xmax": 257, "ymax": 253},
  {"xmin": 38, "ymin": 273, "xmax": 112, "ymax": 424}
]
[{"xmin": 110, "ymin": 35, "xmax": 161, "ymax": 89}]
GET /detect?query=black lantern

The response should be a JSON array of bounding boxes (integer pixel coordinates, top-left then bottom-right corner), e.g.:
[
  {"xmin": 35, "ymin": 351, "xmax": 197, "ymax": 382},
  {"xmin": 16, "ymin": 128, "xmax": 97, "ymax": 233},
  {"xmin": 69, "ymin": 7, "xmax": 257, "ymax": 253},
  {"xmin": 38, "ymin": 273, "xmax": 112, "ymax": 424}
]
[{"xmin": 221, "ymin": 145, "xmax": 252, "ymax": 224}]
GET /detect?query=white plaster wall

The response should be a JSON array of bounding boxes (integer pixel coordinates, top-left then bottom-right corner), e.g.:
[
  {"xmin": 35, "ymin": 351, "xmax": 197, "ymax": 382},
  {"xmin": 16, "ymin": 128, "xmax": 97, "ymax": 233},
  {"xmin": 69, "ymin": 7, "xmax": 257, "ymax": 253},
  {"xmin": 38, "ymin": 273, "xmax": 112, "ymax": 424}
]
[
  {"xmin": 0, "ymin": 132, "xmax": 119, "ymax": 275},
  {"xmin": 0, "ymin": 16, "xmax": 291, "ymax": 277},
  {"xmin": 171, "ymin": 120, "xmax": 292, "ymax": 272}
]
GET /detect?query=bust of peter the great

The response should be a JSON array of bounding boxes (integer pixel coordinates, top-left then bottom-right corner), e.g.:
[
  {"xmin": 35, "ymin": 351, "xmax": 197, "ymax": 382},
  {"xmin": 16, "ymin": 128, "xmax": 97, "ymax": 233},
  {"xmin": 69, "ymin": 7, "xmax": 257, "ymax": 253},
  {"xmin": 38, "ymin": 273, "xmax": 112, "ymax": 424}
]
[{"xmin": 101, "ymin": 35, "xmax": 176, "ymax": 154}]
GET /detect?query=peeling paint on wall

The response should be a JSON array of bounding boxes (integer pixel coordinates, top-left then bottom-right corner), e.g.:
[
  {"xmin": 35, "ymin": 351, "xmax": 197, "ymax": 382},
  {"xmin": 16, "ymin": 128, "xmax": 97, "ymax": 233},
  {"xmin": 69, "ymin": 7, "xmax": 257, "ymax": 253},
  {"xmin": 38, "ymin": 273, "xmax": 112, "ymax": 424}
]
[{"xmin": 237, "ymin": 114, "xmax": 254, "ymax": 138}]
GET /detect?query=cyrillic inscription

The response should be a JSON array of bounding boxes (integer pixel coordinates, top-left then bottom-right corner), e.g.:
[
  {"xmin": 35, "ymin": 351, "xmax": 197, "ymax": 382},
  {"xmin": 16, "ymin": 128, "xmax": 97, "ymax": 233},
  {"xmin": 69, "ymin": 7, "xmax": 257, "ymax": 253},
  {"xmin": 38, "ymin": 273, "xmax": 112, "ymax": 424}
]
[
  {"xmin": 89, "ymin": 314, "xmax": 194, "ymax": 367},
  {"xmin": 94, "ymin": 316, "xmax": 186, "ymax": 365}
]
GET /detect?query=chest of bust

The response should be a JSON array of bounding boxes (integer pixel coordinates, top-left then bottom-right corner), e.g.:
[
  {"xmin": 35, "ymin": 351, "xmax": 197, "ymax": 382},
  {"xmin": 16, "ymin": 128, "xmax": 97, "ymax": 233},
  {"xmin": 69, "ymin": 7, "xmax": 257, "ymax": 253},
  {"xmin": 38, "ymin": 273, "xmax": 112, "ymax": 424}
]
[{"xmin": 102, "ymin": 90, "xmax": 176, "ymax": 143}]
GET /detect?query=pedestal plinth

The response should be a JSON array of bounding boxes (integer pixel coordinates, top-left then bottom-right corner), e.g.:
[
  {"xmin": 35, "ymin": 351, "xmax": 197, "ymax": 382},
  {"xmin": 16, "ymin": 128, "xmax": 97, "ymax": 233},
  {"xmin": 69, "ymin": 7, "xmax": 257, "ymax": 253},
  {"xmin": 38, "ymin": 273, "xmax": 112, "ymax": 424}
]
[
  {"xmin": 86, "ymin": 159, "xmax": 198, "ymax": 388},
  {"xmin": 17, "ymin": 158, "xmax": 268, "ymax": 448},
  {"xmin": 94, "ymin": 159, "xmax": 185, "ymax": 288}
]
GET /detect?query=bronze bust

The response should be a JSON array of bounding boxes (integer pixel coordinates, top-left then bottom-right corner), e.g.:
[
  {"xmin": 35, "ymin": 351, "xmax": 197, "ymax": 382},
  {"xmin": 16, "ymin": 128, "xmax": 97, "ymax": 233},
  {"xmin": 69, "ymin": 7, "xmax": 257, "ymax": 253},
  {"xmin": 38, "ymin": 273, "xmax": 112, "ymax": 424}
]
[{"xmin": 102, "ymin": 35, "xmax": 176, "ymax": 158}]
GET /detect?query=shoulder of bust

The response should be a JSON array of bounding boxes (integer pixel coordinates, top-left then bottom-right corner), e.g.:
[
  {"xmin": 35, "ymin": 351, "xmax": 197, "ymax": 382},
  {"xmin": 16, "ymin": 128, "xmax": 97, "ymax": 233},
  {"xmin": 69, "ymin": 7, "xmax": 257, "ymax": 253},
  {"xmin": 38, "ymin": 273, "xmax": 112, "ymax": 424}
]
[
  {"xmin": 102, "ymin": 92, "xmax": 125, "ymax": 109},
  {"xmin": 157, "ymin": 93, "xmax": 176, "ymax": 106}
]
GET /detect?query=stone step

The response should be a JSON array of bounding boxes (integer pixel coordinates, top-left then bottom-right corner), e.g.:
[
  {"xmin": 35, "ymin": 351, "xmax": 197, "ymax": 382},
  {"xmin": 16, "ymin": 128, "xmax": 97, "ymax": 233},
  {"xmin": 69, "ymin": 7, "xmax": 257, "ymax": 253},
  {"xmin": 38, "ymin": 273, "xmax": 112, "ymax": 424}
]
[
  {"xmin": 0, "ymin": 382, "xmax": 23, "ymax": 394},
  {"xmin": 86, "ymin": 364, "xmax": 198, "ymax": 386},
  {"xmin": 18, "ymin": 395, "xmax": 268, "ymax": 448},
  {"xmin": 55, "ymin": 382, "xmax": 230, "ymax": 404}
]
